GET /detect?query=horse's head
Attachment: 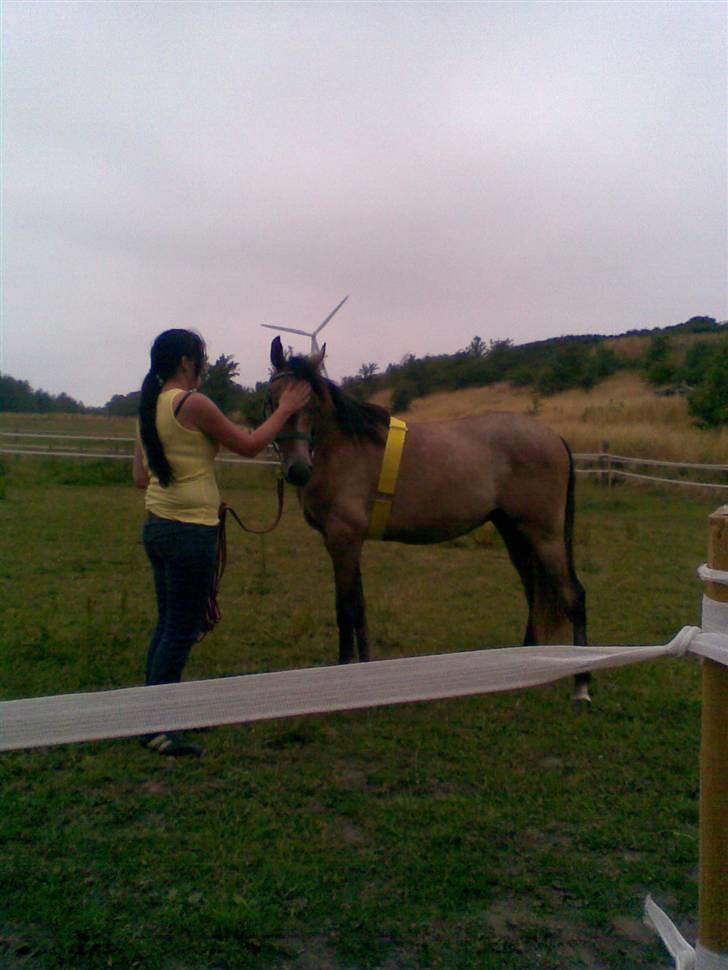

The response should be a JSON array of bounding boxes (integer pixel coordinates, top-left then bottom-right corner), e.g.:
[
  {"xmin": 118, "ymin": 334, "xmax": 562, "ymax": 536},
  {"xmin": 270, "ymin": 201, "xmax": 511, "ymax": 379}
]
[{"xmin": 267, "ymin": 336, "xmax": 326, "ymax": 487}]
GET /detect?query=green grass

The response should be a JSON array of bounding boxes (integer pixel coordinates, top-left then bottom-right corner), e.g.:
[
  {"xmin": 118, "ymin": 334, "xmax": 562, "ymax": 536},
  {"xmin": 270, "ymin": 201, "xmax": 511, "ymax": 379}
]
[{"xmin": 0, "ymin": 455, "xmax": 715, "ymax": 969}]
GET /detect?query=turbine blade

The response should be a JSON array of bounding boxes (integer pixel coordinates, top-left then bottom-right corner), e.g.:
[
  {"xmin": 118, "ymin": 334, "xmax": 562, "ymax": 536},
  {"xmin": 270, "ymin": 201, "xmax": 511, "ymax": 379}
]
[
  {"xmin": 260, "ymin": 324, "xmax": 312, "ymax": 337},
  {"xmin": 314, "ymin": 295, "xmax": 348, "ymax": 335}
]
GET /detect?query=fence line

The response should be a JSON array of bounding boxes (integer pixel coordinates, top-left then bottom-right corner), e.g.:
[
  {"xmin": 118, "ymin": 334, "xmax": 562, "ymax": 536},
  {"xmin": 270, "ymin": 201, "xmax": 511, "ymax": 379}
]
[
  {"xmin": 0, "ymin": 431, "xmax": 135, "ymax": 442},
  {"xmin": 3, "ymin": 432, "xmax": 727, "ymax": 471},
  {"xmin": 575, "ymin": 450, "xmax": 728, "ymax": 492},
  {"xmin": 575, "ymin": 468, "xmax": 728, "ymax": 490},
  {"xmin": 0, "ymin": 446, "xmax": 278, "ymax": 466},
  {"xmin": 576, "ymin": 451, "xmax": 728, "ymax": 472},
  {"xmin": 2, "ymin": 435, "xmax": 728, "ymax": 491}
]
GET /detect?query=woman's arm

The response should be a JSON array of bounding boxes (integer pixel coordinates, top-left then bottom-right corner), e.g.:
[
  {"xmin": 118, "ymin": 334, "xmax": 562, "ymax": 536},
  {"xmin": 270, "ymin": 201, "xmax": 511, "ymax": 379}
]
[
  {"xmin": 183, "ymin": 383, "xmax": 311, "ymax": 458},
  {"xmin": 133, "ymin": 437, "xmax": 150, "ymax": 488}
]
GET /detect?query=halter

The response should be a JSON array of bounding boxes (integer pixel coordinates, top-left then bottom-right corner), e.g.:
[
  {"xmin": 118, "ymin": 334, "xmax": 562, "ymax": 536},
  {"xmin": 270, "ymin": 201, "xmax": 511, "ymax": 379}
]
[{"xmin": 266, "ymin": 370, "xmax": 314, "ymax": 451}]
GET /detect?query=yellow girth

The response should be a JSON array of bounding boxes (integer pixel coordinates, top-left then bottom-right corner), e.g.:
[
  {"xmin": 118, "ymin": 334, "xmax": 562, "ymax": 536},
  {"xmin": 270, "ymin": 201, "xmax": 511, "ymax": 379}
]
[{"xmin": 367, "ymin": 416, "xmax": 408, "ymax": 540}]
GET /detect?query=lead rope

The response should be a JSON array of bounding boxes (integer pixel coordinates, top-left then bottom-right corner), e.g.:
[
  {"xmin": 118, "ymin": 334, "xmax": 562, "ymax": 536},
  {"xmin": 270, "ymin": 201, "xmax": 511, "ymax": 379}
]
[{"xmin": 198, "ymin": 475, "xmax": 285, "ymax": 640}]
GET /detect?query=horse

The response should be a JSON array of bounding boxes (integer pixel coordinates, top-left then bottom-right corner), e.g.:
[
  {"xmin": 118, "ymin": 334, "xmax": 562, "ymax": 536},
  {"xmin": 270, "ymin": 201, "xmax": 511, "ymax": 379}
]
[{"xmin": 267, "ymin": 337, "xmax": 591, "ymax": 703}]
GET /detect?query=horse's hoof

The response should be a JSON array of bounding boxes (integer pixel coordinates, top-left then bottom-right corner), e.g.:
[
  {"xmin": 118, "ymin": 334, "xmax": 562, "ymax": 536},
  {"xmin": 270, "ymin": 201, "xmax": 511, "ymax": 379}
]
[{"xmin": 570, "ymin": 685, "xmax": 592, "ymax": 709}]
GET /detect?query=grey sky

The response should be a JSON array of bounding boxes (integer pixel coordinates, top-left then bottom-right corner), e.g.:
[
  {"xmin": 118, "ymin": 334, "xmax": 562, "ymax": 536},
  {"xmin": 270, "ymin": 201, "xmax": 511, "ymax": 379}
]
[{"xmin": 2, "ymin": 0, "xmax": 726, "ymax": 407}]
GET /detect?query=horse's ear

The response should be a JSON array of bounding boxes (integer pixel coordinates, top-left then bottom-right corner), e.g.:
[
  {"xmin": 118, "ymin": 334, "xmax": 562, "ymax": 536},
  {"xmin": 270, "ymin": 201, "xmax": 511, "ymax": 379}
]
[
  {"xmin": 270, "ymin": 336, "xmax": 286, "ymax": 370},
  {"xmin": 310, "ymin": 343, "xmax": 326, "ymax": 372}
]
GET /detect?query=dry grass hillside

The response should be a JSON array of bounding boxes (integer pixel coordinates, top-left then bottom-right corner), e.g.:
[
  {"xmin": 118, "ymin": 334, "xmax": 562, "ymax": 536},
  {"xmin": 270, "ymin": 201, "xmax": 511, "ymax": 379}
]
[{"xmin": 372, "ymin": 371, "xmax": 728, "ymax": 463}]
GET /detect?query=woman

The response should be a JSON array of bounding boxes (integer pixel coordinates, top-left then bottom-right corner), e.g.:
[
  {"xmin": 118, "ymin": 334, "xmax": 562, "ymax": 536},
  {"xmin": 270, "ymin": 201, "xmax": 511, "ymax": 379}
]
[{"xmin": 133, "ymin": 328, "xmax": 310, "ymax": 757}]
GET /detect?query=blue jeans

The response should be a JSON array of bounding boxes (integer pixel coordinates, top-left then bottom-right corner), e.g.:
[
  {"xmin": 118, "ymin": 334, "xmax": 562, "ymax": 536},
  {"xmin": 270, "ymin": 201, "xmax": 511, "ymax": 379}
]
[{"xmin": 143, "ymin": 519, "xmax": 218, "ymax": 685}]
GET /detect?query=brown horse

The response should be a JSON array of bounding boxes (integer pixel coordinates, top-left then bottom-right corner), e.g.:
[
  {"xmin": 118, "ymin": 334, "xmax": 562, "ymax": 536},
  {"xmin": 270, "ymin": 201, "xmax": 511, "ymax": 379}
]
[{"xmin": 267, "ymin": 337, "xmax": 590, "ymax": 702}]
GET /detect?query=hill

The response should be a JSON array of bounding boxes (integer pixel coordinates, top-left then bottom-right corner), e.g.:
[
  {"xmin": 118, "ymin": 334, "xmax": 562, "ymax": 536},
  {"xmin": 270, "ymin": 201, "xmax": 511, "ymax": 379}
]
[
  {"xmin": 370, "ymin": 370, "xmax": 728, "ymax": 464},
  {"xmin": 350, "ymin": 315, "xmax": 728, "ymax": 430}
]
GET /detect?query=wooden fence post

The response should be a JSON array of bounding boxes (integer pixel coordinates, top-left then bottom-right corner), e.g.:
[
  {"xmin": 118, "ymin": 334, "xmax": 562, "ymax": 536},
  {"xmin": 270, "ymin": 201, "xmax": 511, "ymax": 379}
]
[
  {"xmin": 600, "ymin": 440, "xmax": 610, "ymax": 487},
  {"xmin": 698, "ymin": 506, "xmax": 728, "ymax": 968}
]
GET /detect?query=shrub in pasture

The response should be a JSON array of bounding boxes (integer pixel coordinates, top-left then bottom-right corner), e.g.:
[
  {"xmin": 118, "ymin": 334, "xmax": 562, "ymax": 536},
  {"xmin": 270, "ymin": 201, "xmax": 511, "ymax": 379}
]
[{"xmin": 390, "ymin": 381, "xmax": 417, "ymax": 414}]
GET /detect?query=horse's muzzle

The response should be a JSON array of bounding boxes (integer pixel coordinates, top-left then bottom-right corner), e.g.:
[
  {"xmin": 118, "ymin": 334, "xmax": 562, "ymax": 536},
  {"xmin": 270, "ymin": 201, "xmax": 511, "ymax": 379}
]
[{"xmin": 286, "ymin": 461, "xmax": 312, "ymax": 487}]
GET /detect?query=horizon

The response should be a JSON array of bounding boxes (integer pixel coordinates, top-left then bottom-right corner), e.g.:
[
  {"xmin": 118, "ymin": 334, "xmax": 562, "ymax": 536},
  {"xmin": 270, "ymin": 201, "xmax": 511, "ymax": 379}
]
[{"xmin": 1, "ymin": 310, "xmax": 725, "ymax": 409}]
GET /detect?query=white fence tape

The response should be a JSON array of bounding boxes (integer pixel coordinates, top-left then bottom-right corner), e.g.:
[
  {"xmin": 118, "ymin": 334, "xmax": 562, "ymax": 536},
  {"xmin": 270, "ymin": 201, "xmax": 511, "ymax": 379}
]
[
  {"xmin": 1, "ymin": 626, "xmax": 726, "ymax": 753},
  {"xmin": 644, "ymin": 896, "xmax": 696, "ymax": 970},
  {"xmin": 702, "ymin": 598, "xmax": 728, "ymax": 635},
  {"xmin": 698, "ymin": 564, "xmax": 728, "ymax": 587}
]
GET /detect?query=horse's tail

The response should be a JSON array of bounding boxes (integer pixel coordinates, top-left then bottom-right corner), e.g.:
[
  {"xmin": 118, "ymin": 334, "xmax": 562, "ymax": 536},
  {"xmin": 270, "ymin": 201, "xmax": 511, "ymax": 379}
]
[{"xmin": 561, "ymin": 437, "xmax": 588, "ymax": 646}]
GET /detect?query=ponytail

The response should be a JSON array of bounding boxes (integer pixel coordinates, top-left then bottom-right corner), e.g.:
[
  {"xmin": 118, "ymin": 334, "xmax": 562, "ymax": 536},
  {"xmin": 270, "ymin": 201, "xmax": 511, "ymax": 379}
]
[
  {"xmin": 138, "ymin": 328, "xmax": 206, "ymax": 488},
  {"xmin": 139, "ymin": 370, "xmax": 173, "ymax": 486}
]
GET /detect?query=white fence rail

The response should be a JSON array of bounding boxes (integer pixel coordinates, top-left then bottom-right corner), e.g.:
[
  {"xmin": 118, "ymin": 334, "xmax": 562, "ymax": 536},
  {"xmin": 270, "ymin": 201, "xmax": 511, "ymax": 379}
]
[
  {"xmin": 575, "ymin": 451, "xmax": 728, "ymax": 491},
  {"xmin": 0, "ymin": 431, "xmax": 278, "ymax": 465}
]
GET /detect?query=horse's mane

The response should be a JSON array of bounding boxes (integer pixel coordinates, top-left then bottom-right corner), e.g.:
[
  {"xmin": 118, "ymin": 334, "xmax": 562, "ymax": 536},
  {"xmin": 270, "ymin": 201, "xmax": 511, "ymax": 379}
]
[{"xmin": 283, "ymin": 355, "xmax": 390, "ymax": 444}]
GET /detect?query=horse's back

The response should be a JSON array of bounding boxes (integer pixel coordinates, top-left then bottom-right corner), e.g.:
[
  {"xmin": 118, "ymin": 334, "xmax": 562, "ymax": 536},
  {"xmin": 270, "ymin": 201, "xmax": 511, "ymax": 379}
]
[{"xmin": 385, "ymin": 411, "xmax": 570, "ymax": 542}]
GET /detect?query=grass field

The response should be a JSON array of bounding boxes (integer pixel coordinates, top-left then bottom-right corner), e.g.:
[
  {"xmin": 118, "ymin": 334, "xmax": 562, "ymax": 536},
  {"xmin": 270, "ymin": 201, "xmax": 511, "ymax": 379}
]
[{"xmin": 0, "ymin": 437, "xmax": 718, "ymax": 968}]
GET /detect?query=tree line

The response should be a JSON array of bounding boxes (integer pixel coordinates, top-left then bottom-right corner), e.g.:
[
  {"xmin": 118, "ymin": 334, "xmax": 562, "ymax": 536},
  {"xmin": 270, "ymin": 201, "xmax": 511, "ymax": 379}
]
[
  {"xmin": 0, "ymin": 376, "xmax": 85, "ymax": 414},
  {"xmin": 2, "ymin": 316, "xmax": 727, "ymax": 427}
]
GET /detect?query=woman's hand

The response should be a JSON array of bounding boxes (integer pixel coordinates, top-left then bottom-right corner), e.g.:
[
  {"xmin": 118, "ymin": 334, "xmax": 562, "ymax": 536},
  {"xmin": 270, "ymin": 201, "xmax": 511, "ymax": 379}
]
[{"xmin": 278, "ymin": 381, "xmax": 312, "ymax": 416}]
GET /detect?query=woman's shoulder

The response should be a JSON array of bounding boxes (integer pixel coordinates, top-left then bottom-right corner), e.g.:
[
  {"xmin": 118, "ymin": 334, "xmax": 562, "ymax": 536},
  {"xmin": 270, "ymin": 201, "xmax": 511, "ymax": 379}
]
[
  {"xmin": 173, "ymin": 390, "xmax": 224, "ymax": 433},
  {"xmin": 179, "ymin": 390, "xmax": 217, "ymax": 414}
]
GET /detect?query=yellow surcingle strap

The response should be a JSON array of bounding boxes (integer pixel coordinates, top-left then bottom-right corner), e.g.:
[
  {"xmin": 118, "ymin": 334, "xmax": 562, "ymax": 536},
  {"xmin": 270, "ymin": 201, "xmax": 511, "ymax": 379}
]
[{"xmin": 367, "ymin": 416, "xmax": 408, "ymax": 540}]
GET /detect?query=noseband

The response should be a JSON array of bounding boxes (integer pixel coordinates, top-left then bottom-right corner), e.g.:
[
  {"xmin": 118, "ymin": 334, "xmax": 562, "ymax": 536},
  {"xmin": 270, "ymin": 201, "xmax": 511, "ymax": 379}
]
[{"xmin": 267, "ymin": 371, "xmax": 314, "ymax": 451}]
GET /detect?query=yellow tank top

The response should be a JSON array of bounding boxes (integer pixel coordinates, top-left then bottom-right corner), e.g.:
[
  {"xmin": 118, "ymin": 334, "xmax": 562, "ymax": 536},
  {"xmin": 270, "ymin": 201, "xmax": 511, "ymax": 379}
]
[{"xmin": 143, "ymin": 389, "xmax": 220, "ymax": 526}]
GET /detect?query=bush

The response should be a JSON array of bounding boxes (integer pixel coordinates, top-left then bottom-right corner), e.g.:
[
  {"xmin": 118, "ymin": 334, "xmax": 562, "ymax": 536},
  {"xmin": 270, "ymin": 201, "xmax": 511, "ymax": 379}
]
[
  {"xmin": 390, "ymin": 381, "xmax": 417, "ymax": 413},
  {"xmin": 688, "ymin": 344, "xmax": 728, "ymax": 427}
]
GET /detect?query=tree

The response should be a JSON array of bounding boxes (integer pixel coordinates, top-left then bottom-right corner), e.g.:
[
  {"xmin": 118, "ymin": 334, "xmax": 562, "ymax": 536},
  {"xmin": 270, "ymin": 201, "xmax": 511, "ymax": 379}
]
[
  {"xmin": 357, "ymin": 362, "xmax": 379, "ymax": 380},
  {"xmin": 537, "ymin": 343, "xmax": 593, "ymax": 395},
  {"xmin": 688, "ymin": 343, "xmax": 728, "ymax": 427},
  {"xmin": 682, "ymin": 342, "xmax": 713, "ymax": 386},
  {"xmin": 202, "ymin": 354, "xmax": 241, "ymax": 414},
  {"xmin": 463, "ymin": 336, "xmax": 487, "ymax": 357},
  {"xmin": 0, "ymin": 374, "xmax": 84, "ymax": 413},
  {"xmin": 644, "ymin": 333, "xmax": 677, "ymax": 387},
  {"xmin": 106, "ymin": 391, "xmax": 140, "ymax": 417}
]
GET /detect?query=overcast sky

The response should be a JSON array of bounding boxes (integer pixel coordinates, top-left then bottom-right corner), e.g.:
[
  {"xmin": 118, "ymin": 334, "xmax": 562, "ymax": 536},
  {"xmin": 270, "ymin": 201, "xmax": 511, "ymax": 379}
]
[{"xmin": 1, "ymin": 0, "xmax": 726, "ymax": 407}]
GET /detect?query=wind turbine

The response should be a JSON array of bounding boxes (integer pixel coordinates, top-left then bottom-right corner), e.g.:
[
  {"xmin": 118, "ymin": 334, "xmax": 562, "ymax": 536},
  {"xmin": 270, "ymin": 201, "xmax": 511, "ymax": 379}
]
[{"xmin": 261, "ymin": 296, "xmax": 349, "ymax": 372}]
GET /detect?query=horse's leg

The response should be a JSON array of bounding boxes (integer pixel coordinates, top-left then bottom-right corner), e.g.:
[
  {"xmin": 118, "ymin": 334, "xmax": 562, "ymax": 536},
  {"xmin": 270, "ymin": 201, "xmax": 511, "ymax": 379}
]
[
  {"xmin": 324, "ymin": 530, "xmax": 369, "ymax": 664},
  {"xmin": 491, "ymin": 510, "xmax": 536, "ymax": 645},
  {"xmin": 525, "ymin": 530, "xmax": 590, "ymax": 703},
  {"xmin": 496, "ymin": 507, "xmax": 589, "ymax": 702}
]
